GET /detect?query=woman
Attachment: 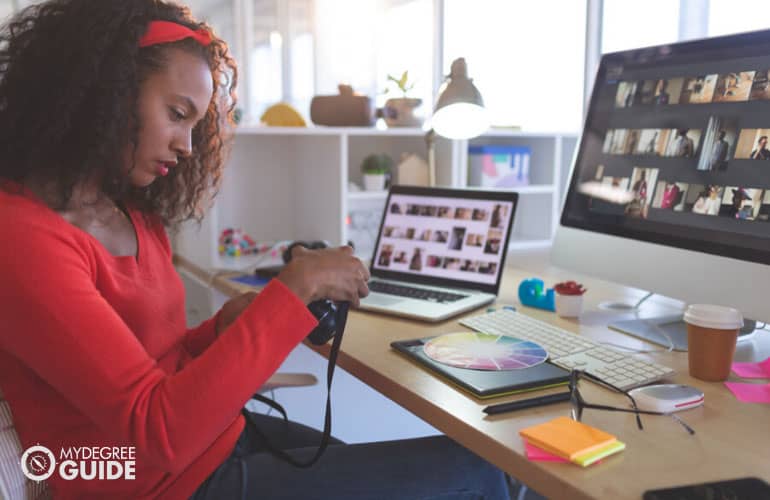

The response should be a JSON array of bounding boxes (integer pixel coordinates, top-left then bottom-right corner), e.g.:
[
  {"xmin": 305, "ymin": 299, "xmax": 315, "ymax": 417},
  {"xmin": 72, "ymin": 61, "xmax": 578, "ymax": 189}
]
[
  {"xmin": 659, "ymin": 182, "xmax": 681, "ymax": 210},
  {"xmin": 0, "ymin": 1, "xmax": 509, "ymax": 499},
  {"xmin": 692, "ymin": 185, "xmax": 721, "ymax": 215}
]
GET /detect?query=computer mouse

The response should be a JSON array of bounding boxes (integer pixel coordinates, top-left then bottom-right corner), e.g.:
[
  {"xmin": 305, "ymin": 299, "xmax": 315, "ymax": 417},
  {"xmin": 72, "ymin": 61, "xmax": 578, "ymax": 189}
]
[{"xmin": 628, "ymin": 384, "xmax": 704, "ymax": 413}]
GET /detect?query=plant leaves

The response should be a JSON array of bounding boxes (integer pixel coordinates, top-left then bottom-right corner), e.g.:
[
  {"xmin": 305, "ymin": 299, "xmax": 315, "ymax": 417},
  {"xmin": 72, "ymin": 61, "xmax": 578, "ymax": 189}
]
[{"xmin": 399, "ymin": 71, "xmax": 408, "ymax": 89}]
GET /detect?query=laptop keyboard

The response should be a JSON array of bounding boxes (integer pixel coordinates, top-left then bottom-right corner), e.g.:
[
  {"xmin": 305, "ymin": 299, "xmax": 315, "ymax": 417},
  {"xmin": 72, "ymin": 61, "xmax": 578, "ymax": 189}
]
[{"xmin": 369, "ymin": 281, "xmax": 468, "ymax": 303}]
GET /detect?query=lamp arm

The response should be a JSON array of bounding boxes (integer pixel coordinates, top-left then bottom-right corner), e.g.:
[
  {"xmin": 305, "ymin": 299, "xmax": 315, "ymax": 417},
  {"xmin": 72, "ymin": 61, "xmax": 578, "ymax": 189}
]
[{"xmin": 425, "ymin": 128, "xmax": 436, "ymax": 187}]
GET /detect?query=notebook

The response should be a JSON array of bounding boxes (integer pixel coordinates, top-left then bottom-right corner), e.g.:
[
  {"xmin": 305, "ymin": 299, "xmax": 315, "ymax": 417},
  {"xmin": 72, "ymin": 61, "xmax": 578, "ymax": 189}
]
[
  {"xmin": 391, "ymin": 336, "xmax": 570, "ymax": 399},
  {"xmin": 519, "ymin": 416, "xmax": 618, "ymax": 461},
  {"xmin": 359, "ymin": 185, "xmax": 518, "ymax": 322}
]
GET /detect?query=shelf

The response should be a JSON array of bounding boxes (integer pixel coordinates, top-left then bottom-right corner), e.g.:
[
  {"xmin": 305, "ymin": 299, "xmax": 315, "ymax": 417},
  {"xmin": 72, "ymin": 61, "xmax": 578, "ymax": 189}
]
[
  {"xmin": 348, "ymin": 185, "xmax": 555, "ymax": 199},
  {"xmin": 480, "ymin": 128, "xmax": 579, "ymax": 139},
  {"xmin": 235, "ymin": 124, "xmax": 429, "ymax": 137},
  {"xmin": 234, "ymin": 124, "xmax": 577, "ymax": 140},
  {"xmin": 465, "ymin": 184, "xmax": 555, "ymax": 195},
  {"xmin": 348, "ymin": 190, "xmax": 389, "ymax": 201},
  {"xmin": 515, "ymin": 185, "xmax": 555, "ymax": 194},
  {"xmin": 508, "ymin": 239, "xmax": 553, "ymax": 250},
  {"xmin": 346, "ymin": 127, "xmax": 428, "ymax": 137},
  {"xmin": 235, "ymin": 125, "xmax": 341, "ymax": 136}
]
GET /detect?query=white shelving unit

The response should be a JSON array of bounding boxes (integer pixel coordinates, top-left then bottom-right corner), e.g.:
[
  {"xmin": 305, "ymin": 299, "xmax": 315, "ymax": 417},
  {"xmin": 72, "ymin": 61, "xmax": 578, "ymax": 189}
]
[
  {"xmin": 171, "ymin": 126, "xmax": 577, "ymax": 441},
  {"xmin": 173, "ymin": 126, "xmax": 578, "ymax": 270}
]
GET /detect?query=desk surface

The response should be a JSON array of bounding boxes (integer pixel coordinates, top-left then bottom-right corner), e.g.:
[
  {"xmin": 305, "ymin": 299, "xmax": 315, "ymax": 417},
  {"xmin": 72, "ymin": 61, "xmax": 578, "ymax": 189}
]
[{"xmin": 176, "ymin": 252, "xmax": 770, "ymax": 500}]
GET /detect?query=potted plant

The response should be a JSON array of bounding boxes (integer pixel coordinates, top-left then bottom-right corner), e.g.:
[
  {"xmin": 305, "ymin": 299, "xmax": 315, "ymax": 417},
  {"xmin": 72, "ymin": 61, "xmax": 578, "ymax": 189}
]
[
  {"xmin": 553, "ymin": 281, "xmax": 587, "ymax": 318},
  {"xmin": 360, "ymin": 153, "xmax": 393, "ymax": 191},
  {"xmin": 380, "ymin": 71, "xmax": 423, "ymax": 127}
]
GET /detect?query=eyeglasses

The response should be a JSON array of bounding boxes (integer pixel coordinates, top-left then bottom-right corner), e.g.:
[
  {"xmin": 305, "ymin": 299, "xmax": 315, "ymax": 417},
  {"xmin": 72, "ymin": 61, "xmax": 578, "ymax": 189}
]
[{"xmin": 569, "ymin": 370, "xmax": 695, "ymax": 435}]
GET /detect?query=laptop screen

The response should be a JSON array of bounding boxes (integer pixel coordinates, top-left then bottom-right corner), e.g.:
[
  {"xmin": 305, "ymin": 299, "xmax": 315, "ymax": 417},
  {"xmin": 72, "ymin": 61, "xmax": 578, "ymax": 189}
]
[{"xmin": 370, "ymin": 186, "xmax": 518, "ymax": 293}]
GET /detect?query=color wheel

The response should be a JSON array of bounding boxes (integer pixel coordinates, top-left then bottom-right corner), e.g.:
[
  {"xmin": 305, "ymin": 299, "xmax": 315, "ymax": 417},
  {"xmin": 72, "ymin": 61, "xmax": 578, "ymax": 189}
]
[{"xmin": 423, "ymin": 332, "xmax": 548, "ymax": 371}]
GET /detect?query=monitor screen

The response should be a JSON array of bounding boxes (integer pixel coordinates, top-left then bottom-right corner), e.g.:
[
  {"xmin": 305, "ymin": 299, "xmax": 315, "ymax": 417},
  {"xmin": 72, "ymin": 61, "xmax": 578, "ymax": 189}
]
[
  {"xmin": 371, "ymin": 188, "xmax": 516, "ymax": 288},
  {"xmin": 562, "ymin": 29, "xmax": 770, "ymax": 266}
]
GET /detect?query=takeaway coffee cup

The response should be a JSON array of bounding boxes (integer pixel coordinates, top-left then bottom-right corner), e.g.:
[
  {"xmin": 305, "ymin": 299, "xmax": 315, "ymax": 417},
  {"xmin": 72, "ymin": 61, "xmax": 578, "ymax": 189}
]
[{"xmin": 683, "ymin": 304, "xmax": 743, "ymax": 382}]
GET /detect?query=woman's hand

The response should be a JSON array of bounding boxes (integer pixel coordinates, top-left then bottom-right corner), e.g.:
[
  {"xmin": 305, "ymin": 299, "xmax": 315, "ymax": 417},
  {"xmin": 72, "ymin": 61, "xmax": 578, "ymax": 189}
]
[
  {"xmin": 277, "ymin": 245, "xmax": 370, "ymax": 307},
  {"xmin": 215, "ymin": 291, "xmax": 258, "ymax": 335}
]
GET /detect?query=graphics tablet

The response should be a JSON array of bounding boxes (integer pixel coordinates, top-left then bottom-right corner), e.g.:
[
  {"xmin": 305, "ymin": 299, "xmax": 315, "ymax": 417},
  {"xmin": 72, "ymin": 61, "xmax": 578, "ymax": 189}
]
[{"xmin": 391, "ymin": 336, "xmax": 570, "ymax": 399}]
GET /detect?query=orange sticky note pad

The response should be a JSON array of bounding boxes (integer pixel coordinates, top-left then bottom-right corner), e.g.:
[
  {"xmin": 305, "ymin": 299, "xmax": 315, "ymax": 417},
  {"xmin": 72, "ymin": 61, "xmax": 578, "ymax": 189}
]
[{"xmin": 519, "ymin": 416, "xmax": 617, "ymax": 461}]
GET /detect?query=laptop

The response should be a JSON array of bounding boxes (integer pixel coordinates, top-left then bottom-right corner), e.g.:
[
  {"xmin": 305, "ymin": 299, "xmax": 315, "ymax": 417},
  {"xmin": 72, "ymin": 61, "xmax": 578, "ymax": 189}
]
[{"xmin": 359, "ymin": 185, "xmax": 518, "ymax": 322}]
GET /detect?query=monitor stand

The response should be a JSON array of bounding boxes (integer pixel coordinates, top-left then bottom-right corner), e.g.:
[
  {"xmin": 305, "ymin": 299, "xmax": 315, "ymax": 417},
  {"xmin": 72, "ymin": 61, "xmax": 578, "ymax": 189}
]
[
  {"xmin": 599, "ymin": 291, "xmax": 654, "ymax": 312},
  {"xmin": 609, "ymin": 316, "xmax": 758, "ymax": 352}
]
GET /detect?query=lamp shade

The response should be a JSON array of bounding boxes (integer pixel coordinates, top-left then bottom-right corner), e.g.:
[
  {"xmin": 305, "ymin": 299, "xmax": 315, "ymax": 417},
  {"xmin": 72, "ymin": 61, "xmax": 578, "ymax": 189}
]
[{"xmin": 431, "ymin": 58, "xmax": 489, "ymax": 139}]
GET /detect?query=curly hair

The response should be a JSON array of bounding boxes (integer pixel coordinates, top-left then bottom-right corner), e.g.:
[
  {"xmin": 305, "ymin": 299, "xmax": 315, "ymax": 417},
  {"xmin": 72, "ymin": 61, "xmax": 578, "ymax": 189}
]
[{"xmin": 0, "ymin": 0, "xmax": 238, "ymax": 226}]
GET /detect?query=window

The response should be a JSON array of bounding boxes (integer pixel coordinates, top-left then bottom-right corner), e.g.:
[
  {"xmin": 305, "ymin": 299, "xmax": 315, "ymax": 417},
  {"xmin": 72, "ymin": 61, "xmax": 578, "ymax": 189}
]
[
  {"xmin": 288, "ymin": 0, "xmax": 314, "ymax": 116},
  {"xmin": 315, "ymin": 0, "xmax": 433, "ymax": 115},
  {"xmin": 196, "ymin": 0, "xmax": 588, "ymax": 131},
  {"xmin": 250, "ymin": 0, "xmax": 283, "ymax": 120},
  {"xmin": 0, "ymin": 1, "xmax": 13, "ymax": 22},
  {"xmin": 374, "ymin": 0, "xmax": 433, "ymax": 113},
  {"xmin": 601, "ymin": 0, "xmax": 680, "ymax": 54},
  {"xmin": 443, "ymin": 0, "xmax": 587, "ymax": 132},
  {"xmin": 250, "ymin": 0, "xmax": 434, "ymax": 124},
  {"xmin": 314, "ymin": 0, "xmax": 378, "ymax": 99},
  {"xmin": 708, "ymin": 0, "xmax": 770, "ymax": 37},
  {"xmin": 186, "ymin": 0, "xmax": 238, "ymax": 51}
]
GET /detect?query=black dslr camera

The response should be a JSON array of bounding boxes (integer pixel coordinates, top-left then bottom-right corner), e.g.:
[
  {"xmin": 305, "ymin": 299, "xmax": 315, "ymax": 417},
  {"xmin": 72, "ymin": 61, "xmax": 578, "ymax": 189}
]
[{"xmin": 282, "ymin": 241, "xmax": 345, "ymax": 345}]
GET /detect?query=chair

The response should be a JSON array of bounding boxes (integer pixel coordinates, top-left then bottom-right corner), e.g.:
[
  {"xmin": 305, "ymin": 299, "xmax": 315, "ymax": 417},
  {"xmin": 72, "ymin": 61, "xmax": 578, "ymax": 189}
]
[
  {"xmin": 0, "ymin": 387, "xmax": 50, "ymax": 500},
  {"xmin": 0, "ymin": 374, "xmax": 316, "ymax": 500},
  {"xmin": 257, "ymin": 373, "xmax": 317, "ymax": 392}
]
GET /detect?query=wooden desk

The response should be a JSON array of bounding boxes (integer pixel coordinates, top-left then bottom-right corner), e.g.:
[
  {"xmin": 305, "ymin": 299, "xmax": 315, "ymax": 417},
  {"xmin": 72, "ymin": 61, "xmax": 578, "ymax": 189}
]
[{"xmin": 175, "ymin": 254, "xmax": 770, "ymax": 500}]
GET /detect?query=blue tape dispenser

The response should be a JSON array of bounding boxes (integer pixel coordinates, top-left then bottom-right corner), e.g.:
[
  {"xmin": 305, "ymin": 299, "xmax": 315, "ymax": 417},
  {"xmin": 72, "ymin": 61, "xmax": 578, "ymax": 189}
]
[{"xmin": 518, "ymin": 278, "xmax": 556, "ymax": 311}]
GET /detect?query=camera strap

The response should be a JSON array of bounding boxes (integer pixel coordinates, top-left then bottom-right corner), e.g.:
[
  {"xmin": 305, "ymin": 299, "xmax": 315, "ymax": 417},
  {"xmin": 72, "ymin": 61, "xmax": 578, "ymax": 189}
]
[{"xmin": 241, "ymin": 302, "xmax": 348, "ymax": 469}]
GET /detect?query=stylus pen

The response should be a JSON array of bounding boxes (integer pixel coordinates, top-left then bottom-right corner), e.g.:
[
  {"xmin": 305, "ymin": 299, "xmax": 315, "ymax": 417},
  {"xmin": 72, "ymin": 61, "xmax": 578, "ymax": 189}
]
[{"xmin": 483, "ymin": 391, "xmax": 572, "ymax": 415}]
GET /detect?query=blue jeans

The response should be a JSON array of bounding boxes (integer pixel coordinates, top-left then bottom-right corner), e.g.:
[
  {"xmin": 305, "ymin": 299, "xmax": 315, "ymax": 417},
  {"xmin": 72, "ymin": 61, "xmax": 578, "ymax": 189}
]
[{"xmin": 190, "ymin": 412, "xmax": 510, "ymax": 499}]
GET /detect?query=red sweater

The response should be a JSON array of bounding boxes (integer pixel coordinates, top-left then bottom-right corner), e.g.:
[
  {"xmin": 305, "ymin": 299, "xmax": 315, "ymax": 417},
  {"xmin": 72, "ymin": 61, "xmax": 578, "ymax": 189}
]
[{"xmin": 0, "ymin": 185, "xmax": 317, "ymax": 499}]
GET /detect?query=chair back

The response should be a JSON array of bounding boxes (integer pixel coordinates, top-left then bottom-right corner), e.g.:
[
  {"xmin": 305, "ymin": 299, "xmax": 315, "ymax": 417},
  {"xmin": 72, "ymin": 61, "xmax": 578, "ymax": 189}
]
[{"xmin": 0, "ymin": 387, "xmax": 49, "ymax": 500}]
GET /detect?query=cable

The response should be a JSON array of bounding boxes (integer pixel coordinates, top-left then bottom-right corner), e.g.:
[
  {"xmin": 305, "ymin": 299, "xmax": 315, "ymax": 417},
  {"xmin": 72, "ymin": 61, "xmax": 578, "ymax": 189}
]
[
  {"xmin": 631, "ymin": 291, "xmax": 654, "ymax": 310},
  {"xmin": 264, "ymin": 389, "xmax": 276, "ymax": 417},
  {"xmin": 643, "ymin": 319, "xmax": 676, "ymax": 352}
]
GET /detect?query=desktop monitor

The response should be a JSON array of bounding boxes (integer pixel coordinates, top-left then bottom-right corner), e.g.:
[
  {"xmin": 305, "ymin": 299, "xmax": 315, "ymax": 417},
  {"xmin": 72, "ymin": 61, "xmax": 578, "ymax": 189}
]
[{"xmin": 553, "ymin": 28, "xmax": 770, "ymax": 349}]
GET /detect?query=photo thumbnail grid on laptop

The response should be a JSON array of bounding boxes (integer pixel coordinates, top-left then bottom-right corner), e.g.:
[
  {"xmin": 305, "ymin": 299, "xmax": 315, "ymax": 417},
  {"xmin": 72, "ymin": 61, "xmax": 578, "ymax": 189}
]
[{"xmin": 373, "ymin": 193, "xmax": 515, "ymax": 286}]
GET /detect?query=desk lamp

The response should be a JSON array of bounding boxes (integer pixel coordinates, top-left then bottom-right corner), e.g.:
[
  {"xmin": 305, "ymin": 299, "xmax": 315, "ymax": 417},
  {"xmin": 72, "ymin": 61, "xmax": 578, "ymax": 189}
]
[{"xmin": 426, "ymin": 58, "xmax": 489, "ymax": 186}]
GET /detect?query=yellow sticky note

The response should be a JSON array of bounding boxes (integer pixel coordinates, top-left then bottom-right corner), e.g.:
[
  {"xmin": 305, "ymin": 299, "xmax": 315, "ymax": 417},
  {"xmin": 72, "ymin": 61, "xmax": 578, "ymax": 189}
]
[{"xmin": 572, "ymin": 440, "xmax": 626, "ymax": 467}]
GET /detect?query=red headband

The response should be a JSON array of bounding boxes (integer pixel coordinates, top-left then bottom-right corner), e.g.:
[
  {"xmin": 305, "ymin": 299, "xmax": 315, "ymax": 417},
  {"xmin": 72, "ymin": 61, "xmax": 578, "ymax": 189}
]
[{"xmin": 139, "ymin": 20, "xmax": 212, "ymax": 48}]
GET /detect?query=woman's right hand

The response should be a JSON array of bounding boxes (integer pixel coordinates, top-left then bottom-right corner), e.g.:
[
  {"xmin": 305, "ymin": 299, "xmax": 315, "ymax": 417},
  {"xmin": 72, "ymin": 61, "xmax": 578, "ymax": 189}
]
[{"xmin": 276, "ymin": 245, "xmax": 370, "ymax": 307}]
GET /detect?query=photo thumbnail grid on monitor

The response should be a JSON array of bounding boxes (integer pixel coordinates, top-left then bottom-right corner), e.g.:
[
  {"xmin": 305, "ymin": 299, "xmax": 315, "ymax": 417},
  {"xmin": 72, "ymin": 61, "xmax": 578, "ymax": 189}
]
[
  {"xmin": 563, "ymin": 29, "xmax": 770, "ymax": 264},
  {"xmin": 373, "ymin": 194, "xmax": 514, "ymax": 285}
]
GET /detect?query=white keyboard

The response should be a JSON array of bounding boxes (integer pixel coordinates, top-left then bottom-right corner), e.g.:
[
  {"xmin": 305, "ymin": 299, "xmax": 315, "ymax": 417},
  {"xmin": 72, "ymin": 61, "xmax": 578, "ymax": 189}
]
[{"xmin": 460, "ymin": 309, "xmax": 674, "ymax": 390}]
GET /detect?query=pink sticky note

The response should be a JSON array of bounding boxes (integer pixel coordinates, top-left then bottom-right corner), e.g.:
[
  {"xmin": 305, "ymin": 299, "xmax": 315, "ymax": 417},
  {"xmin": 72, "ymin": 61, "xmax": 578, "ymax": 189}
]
[
  {"xmin": 523, "ymin": 441, "xmax": 603, "ymax": 465},
  {"xmin": 724, "ymin": 382, "xmax": 770, "ymax": 403},
  {"xmin": 731, "ymin": 357, "xmax": 770, "ymax": 379},
  {"xmin": 524, "ymin": 441, "xmax": 568, "ymax": 462}
]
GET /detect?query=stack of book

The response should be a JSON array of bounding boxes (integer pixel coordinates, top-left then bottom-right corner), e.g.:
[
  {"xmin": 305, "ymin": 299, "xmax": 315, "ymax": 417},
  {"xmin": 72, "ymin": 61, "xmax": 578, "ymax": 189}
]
[{"xmin": 519, "ymin": 416, "xmax": 625, "ymax": 467}]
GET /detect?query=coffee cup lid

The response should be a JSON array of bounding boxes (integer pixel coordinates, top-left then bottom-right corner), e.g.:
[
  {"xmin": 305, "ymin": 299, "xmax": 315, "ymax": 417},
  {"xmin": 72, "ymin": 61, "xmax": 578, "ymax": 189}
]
[{"xmin": 683, "ymin": 304, "xmax": 743, "ymax": 330}]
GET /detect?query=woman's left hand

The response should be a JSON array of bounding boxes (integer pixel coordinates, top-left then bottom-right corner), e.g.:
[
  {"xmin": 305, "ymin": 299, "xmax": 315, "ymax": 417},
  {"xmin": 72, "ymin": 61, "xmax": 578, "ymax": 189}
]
[{"xmin": 215, "ymin": 291, "xmax": 258, "ymax": 335}]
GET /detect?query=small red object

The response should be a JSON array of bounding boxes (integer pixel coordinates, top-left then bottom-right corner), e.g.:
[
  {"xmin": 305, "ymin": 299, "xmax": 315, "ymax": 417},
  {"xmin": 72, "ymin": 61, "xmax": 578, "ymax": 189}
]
[{"xmin": 554, "ymin": 281, "xmax": 587, "ymax": 296}]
